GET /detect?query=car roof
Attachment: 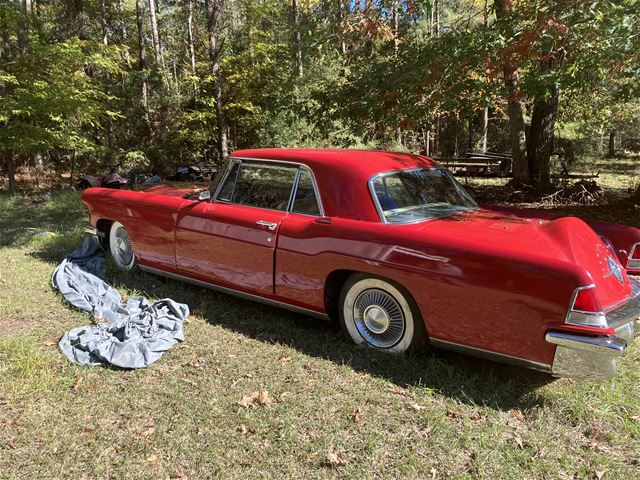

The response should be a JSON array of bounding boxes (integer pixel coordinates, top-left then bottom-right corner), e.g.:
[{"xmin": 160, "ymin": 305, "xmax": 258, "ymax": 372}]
[
  {"xmin": 230, "ymin": 148, "xmax": 438, "ymax": 222},
  {"xmin": 231, "ymin": 148, "xmax": 436, "ymax": 178}
]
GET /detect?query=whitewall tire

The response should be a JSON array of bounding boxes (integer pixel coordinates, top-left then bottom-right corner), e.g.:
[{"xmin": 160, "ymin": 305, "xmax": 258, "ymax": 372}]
[
  {"xmin": 339, "ymin": 274, "xmax": 426, "ymax": 353},
  {"xmin": 108, "ymin": 221, "xmax": 136, "ymax": 271}
]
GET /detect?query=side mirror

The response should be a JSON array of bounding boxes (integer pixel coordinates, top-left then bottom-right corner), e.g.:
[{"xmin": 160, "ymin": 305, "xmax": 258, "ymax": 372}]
[{"xmin": 198, "ymin": 190, "xmax": 211, "ymax": 202}]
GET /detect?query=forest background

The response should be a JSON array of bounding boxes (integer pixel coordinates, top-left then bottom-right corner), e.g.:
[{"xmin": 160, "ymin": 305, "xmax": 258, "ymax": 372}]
[{"xmin": 1, "ymin": 0, "xmax": 639, "ymax": 196}]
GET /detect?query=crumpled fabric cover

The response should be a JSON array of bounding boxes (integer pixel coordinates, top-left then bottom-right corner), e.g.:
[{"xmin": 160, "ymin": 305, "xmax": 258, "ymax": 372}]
[{"xmin": 52, "ymin": 236, "xmax": 188, "ymax": 368}]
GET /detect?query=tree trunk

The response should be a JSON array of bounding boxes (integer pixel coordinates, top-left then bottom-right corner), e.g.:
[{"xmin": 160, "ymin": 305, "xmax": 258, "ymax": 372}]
[
  {"xmin": 337, "ymin": 0, "xmax": 347, "ymax": 59},
  {"xmin": 73, "ymin": 0, "xmax": 88, "ymax": 40},
  {"xmin": 527, "ymin": 84, "xmax": 559, "ymax": 186},
  {"xmin": 607, "ymin": 130, "xmax": 616, "ymax": 158},
  {"xmin": 1, "ymin": 6, "xmax": 11, "ymax": 59},
  {"xmin": 481, "ymin": 107, "xmax": 488, "ymax": 153},
  {"xmin": 206, "ymin": 0, "xmax": 229, "ymax": 161},
  {"xmin": 18, "ymin": 0, "xmax": 30, "ymax": 54},
  {"xmin": 292, "ymin": 0, "xmax": 303, "ymax": 77},
  {"xmin": 494, "ymin": 0, "xmax": 528, "ymax": 181},
  {"xmin": 187, "ymin": 0, "xmax": 198, "ymax": 98},
  {"xmin": 6, "ymin": 151, "xmax": 16, "ymax": 195},
  {"xmin": 135, "ymin": 0, "xmax": 149, "ymax": 124},
  {"xmin": 467, "ymin": 112, "xmax": 473, "ymax": 152},
  {"xmin": 634, "ymin": 184, "xmax": 640, "ymax": 202},
  {"xmin": 100, "ymin": 0, "xmax": 109, "ymax": 45},
  {"xmin": 148, "ymin": 0, "xmax": 163, "ymax": 67}
]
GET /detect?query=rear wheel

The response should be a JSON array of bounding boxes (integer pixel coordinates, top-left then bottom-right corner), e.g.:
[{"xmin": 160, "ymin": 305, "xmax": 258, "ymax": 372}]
[
  {"xmin": 108, "ymin": 221, "xmax": 136, "ymax": 271},
  {"xmin": 339, "ymin": 274, "xmax": 426, "ymax": 353}
]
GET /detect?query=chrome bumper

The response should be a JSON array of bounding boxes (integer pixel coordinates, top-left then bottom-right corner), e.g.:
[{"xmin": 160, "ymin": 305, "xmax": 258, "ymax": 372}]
[{"xmin": 546, "ymin": 277, "xmax": 640, "ymax": 378}]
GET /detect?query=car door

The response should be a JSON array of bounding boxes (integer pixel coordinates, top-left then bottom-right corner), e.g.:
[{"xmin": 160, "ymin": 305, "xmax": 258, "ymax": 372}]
[{"xmin": 174, "ymin": 160, "xmax": 297, "ymax": 296}]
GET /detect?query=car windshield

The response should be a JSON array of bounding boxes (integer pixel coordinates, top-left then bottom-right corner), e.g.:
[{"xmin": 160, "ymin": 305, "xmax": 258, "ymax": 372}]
[{"xmin": 371, "ymin": 168, "xmax": 477, "ymax": 224}]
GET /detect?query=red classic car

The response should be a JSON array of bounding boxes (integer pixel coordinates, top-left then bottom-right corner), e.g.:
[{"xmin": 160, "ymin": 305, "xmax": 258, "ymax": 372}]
[{"xmin": 81, "ymin": 149, "xmax": 640, "ymax": 378}]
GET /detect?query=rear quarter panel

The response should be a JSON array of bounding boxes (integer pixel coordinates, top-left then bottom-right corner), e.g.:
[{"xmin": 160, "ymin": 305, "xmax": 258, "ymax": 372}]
[
  {"xmin": 276, "ymin": 217, "xmax": 586, "ymax": 366},
  {"xmin": 81, "ymin": 188, "xmax": 189, "ymax": 271}
]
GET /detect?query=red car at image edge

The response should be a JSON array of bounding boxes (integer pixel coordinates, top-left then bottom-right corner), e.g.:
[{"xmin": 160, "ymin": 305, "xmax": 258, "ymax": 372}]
[{"xmin": 81, "ymin": 148, "xmax": 640, "ymax": 378}]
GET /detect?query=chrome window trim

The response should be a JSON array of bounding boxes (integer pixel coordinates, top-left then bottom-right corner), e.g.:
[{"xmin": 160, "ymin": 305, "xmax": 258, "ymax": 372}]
[
  {"xmin": 367, "ymin": 167, "xmax": 478, "ymax": 225},
  {"xmin": 628, "ymin": 242, "xmax": 640, "ymax": 270},
  {"xmin": 213, "ymin": 158, "xmax": 241, "ymax": 200},
  {"xmin": 212, "ymin": 156, "xmax": 325, "ymax": 216}
]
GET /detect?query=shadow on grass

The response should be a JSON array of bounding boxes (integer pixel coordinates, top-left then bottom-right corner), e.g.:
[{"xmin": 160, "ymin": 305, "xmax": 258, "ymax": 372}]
[
  {"xmin": 32, "ymin": 231, "xmax": 553, "ymax": 412},
  {"xmin": 0, "ymin": 190, "xmax": 86, "ymax": 248}
]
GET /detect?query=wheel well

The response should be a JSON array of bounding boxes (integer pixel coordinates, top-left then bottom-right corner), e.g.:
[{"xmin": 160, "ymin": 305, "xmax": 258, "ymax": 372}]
[
  {"xmin": 324, "ymin": 269, "xmax": 425, "ymax": 329},
  {"xmin": 96, "ymin": 219, "xmax": 113, "ymax": 250},
  {"xmin": 324, "ymin": 270, "xmax": 354, "ymax": 321}
]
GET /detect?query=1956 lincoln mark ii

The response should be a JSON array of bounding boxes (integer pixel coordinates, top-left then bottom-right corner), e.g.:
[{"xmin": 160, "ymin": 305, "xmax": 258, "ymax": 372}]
[{"xmin": 81, "ymin": 149, "xmax": 640, "ymax": 378}]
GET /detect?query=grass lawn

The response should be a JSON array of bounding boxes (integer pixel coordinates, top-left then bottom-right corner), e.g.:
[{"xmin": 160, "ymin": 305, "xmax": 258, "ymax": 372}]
[{"xmin": 1, "ymin": 164, "xmax": 639, "ymax": 479}]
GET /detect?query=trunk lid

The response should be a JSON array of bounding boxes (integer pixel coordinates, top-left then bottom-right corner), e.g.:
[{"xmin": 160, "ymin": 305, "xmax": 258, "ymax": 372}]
[{"xmin": 420, "ymin": 209, "xmax": 633, "ymax": 310}]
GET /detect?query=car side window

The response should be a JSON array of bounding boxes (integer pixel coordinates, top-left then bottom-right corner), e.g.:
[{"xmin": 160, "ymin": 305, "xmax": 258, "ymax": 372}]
[
  {"xmin": 230, "ymin": 163, "xmax": 297, "ymax": 211},
  {"xmin": 291, "ymin": 168, "xmax": 321, "ymax": 216},
  {"xmin": 217, "ymin": 161, "xmax": 240, "ymax": 201}
]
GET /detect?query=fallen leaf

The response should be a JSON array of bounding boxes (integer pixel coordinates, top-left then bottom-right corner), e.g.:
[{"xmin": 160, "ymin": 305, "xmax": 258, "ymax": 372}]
[
  {"xmin": 238, "ymin": 424, "xmax": 256, "ymax": 436},
  {"xmin": 510, "ymin": 409, "xmax": 526, "ymax": 422},
  {"xmin": 43, "ymin": 335, "xmax": 59, "ymax": 347},
  {"xmin": 279, "ymin": 355, "xmax": 292, "ymax": 366},
  {"xmin": 325, "ymin": 449, "xmax": 347, "ymax": 467},
  {"xmin": 238, "ymin": 389, "xmax": 275, "ymax": 408},
  {"xmin": 387, "ymin": 384, "xmax": 411, "ymax": 397},
  {"xmin": 350, "ymin": 407, "xmax": 362, "ymax": 424},
  {"xmin": 146, "ymin": 454, "xmax": 158, "ymax": 463},
  {"xmin": 410, "ymin": 403, "xmax": 425, "ymax": 412},
  {"xmin": 72, "ymin": 377, "xmax": 83, "ymax": 393},
  {"xmin": 142, "ymin": 425, "xmax": 156, "ymax": 438},
  {"xmin": 469, "ymin": 411, "xmax": 484, "ymax": 421},
  {"xmin": 592, "ymin": 470, "xmax": 607, "ymax": 480},
  {"xmin": 513, "ymin": 435, "xmax": 524, "ymax": 449},
  {"xmin": 170, "ymin": 472, "xmax": 188, "ymax": 480},
  {"xmin": 446, "ymin": 409, "xmax": 464, "ymax": 421}
]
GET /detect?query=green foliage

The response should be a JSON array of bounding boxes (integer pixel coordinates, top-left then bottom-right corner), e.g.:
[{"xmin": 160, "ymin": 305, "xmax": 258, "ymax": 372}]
[{"xmin": 0, "ymin": 0, "xmax": 639, "ymax": 192}]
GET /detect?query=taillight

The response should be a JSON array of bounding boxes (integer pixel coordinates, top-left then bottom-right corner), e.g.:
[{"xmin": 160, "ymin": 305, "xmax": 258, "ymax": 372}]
[
  {"xmin": 628, "ymin": 243, "xmax": 640, "ymax": 269},
  {"xmin": 566, "ymin": 285, "xmax": 607, "ymax": 328}
]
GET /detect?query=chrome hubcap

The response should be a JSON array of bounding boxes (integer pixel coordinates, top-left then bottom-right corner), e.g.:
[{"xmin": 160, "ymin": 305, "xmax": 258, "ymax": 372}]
[
  {"xmin": 113, "ymin": 227, "xmax": 133, "ymax": 266},
  {"xmin": 363, "ymin": 305, "xmax": 390, "ymax": 334},
  {"xmin": 353, "ymin": 289, "xmax": 405, "ymax": 348}
]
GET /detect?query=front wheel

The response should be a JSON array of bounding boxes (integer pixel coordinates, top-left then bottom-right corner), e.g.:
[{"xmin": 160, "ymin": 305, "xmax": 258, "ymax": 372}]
[
  {"xmin": 108, "ymin": 221, "xmax": 136, "ymax": 271},
  {"xmin": 339, "ymin": 274, "xmax": 426, "ymax": 353}
]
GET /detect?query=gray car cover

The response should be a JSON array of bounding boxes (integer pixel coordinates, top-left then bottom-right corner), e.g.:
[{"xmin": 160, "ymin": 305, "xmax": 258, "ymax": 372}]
[{"xmin": 52, "ymin": 236, "xmax": 188, "ymax": 368}]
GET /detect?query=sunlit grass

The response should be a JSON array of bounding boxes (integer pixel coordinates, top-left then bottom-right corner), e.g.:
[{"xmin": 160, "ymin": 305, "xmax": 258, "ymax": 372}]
[{"xmin": 1, "ymin": 184, "xmax": 639, "ymax": 478}]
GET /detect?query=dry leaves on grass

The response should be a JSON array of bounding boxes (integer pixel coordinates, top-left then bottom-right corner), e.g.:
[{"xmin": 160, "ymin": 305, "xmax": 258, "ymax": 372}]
[
  {"xmin": 238, "ymin": 389, "xmax": 275, "ymax": 408},
  {"xmin": 350, "ymin": 407, "xmax": 362, "ymax": 425},
  {"xmin": 324, "ymin": 449, "xmax": 347, "ymax": 468}
]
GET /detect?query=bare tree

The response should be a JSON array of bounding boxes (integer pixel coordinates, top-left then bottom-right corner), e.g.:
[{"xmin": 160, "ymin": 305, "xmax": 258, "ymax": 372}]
[
  {"xmin": 187, "ymin": 0, "xmax": 198, "ymax": 98},
  {"xmin": 135, "ymin": 0, "xmax": 149, "ymax": 124},
  {"xmin": 206, "ymin": 0, "xmax": 229, "ymax": 161},
  {"xmin": 148, "ymin": 0, "xmax": 164, "ymax": 68},
  {"xmin": 292, "ymin": 0, "xmax": 303, "ymax": 77}
]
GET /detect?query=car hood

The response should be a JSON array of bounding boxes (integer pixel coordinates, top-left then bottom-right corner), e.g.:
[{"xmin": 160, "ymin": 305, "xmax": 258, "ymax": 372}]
[
  {"xmin": 140, "ymin": 182, "xmax": 208, "ymax": 198},
  {"xmin": 417, "ymin": 208, "xmax": 633, "ymax": 310}
]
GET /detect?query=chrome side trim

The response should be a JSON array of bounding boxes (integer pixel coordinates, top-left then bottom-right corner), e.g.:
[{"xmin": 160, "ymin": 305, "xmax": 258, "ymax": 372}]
[
  {"xmin": 606, "ymin": 276, "xmax": 640, "ymax": 330},
  {"xmin": 429, "ymin": 338, "xmax": 551, "ymax": 372},
  {"xmin": 138, "ymin": 265, "xmax": 330, "ymax": 321}
]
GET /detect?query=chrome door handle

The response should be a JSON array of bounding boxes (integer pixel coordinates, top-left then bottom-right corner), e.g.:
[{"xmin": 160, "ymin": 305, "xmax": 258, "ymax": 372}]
[{"xmin": 256, "ymin": 220, "xmax": 278, "ymax": 231}]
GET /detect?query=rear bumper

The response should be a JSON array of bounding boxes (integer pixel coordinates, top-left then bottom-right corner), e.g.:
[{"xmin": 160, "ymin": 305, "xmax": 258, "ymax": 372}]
[{"xmin": 546, "ymin": 277, "xmax": 640, "ymax": 378}]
